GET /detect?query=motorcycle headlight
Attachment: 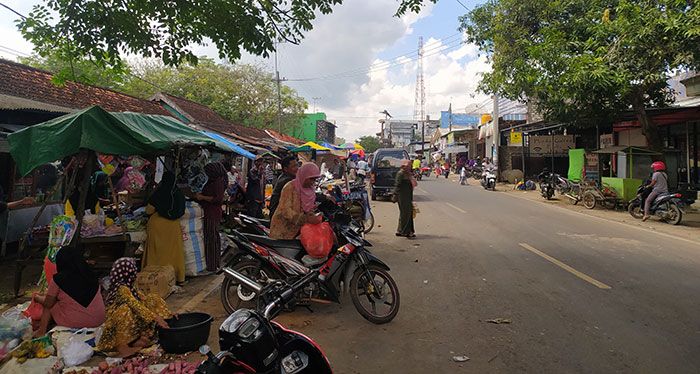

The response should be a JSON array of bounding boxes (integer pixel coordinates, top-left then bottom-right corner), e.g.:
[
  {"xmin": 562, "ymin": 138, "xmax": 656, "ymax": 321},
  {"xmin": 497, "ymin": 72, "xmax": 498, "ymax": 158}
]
[{"xmin": 220, "ymin": 310, "xmax": 251, "ymax": 334}]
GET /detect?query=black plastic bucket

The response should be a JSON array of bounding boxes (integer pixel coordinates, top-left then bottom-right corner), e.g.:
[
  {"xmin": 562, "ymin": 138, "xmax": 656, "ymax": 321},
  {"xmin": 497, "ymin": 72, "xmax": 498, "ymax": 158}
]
[{"xmin": 157, "ymin": 312, "xmax": 213, "ymax": 353}]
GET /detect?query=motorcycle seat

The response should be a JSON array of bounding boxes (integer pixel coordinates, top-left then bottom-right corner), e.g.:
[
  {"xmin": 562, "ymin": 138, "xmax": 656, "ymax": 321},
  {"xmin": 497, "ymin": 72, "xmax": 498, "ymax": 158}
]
[
  {"xmin": 243, "ymin": 234, "xmax": 304, "ymax": 259},
  {"xmin": 654, "ymin": 193, "xmax": 675, "ymax": 203},
  {"xmin": 302, "ymin": 255, "xmax": 326, "ymax": 268}
]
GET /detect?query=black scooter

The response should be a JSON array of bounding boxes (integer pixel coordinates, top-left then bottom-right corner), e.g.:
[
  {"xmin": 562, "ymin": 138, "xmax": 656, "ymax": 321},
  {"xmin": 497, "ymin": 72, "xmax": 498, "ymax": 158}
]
[
  {"xmin": 537, "ymin": 170, "xmax": 556, "ymax": 200},
  {"xmin": 628, "ymin": 182, "xmax": 685, "ymax": 225},
  {"xmin": 196, "ymin": 269, "xmax": 332, "ymax": 374}
]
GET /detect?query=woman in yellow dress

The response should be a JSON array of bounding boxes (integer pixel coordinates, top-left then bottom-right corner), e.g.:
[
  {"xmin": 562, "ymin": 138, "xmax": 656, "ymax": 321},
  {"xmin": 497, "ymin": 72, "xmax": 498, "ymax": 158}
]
[
  {"xmin": 97, "ymin": 258, "xmax": 172, "ymax": 357},
  {"xmin": 143, "ymin": 171, "xmax": 186, "ymax": 284}
]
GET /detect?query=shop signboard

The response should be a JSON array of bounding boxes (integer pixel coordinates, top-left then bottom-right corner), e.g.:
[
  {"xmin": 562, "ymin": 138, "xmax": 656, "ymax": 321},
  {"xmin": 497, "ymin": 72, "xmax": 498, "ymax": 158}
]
[
  {"xmin": 600, "ymin": 133, "xmax": 613, "ymax": 149},
  {"xmin": 584, "ymin": 153, "xmax": 599, "ymax": 180},
  {"xmin": 529, "ymin": 135, "xmax": 575, "ymax": 156},
  {"xmin": 509, "ymin": 131, "xmax": 523, "ymax": 146}
]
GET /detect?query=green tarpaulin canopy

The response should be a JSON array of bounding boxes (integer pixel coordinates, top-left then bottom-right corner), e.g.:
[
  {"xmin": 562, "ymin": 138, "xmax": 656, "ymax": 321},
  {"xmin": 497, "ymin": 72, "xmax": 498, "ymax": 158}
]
[{"xmin": 8, "ymin": 106, "xmax": 226, "ymax": 176}]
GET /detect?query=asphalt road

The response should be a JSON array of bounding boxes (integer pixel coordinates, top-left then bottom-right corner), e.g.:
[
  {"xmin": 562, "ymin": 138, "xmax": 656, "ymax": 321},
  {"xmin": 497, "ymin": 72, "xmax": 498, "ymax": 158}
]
[{"xmin": 196, "ymin": 177, "xmax": 700, "ymax": 373}]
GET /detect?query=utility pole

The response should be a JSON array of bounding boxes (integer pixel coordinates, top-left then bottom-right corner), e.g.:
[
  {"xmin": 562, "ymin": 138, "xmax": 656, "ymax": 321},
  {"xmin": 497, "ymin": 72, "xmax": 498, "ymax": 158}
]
[
  {"xmin": 312, "ymin": 97, "xmax": 322, "ymax": 113},
  {"xmin": 273, "ymin": 45, "xmax": 287, "ymax": 133},
  {"xmin": 493, "ymin": 94, "xmax": 500, "ymax": 177},
  {"xmin": 448, "ymin": 102, "xmax": 453, "ymax": 132}
]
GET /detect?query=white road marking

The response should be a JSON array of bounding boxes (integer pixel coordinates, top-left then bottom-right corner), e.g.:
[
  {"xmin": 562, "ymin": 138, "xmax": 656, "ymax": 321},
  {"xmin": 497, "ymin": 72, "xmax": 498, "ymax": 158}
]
[
  {"xmin": 417, "ymin": 187, "xmax": 429, "ymax": 194},
  {"xmin": 178, "ymin": 274, "xmax": 224, "ymax": 313},
  {"xmin": 446, "ymin": 203, "xmax": 467, "ymax": 214},
  {"xmin": 518, "ymin": 243, "xmax": 612, "ymax": 290}
]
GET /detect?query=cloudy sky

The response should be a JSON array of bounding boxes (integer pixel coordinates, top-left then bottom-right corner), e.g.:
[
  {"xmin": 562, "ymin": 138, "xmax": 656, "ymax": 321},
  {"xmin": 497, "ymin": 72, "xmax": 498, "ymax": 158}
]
[{"xmin": 0, "ymin": 0, "xmax": 492, "ymax": 141}]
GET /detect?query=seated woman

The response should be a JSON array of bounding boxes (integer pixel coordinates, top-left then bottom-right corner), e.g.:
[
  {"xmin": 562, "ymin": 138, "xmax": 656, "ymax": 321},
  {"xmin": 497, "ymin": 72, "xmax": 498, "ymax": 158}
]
[
  {"xmin": 33, "ymin": 248, "xmax": 106, "ymax": 337},
  {"xmin": 269, "ymin": 163, "xmax": 323, "ymax": 240},
  {"xmin": 97, "ymin": 258, "xmax": 171, "ymax": 357}
]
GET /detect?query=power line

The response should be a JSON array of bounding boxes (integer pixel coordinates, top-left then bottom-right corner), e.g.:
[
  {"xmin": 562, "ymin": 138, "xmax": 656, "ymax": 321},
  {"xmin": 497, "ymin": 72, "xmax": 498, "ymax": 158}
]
[
  {"xmin": 455, "ymin": 0, "xmax": 470, "ymax": 10},
  {"xmin": 0, "ymin": 2, "xmax": 27, "ymax": 19},
  {"xmin": 288, "ymin": 40, "xmax": 465, "ymax": 82}
]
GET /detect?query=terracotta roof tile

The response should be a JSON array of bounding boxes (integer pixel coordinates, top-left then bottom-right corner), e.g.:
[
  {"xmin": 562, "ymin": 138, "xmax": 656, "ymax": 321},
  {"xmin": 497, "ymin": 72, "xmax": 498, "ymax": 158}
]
[{"xmin": 0, "ymin": 59, "xmax": 170, "ymax": 115}]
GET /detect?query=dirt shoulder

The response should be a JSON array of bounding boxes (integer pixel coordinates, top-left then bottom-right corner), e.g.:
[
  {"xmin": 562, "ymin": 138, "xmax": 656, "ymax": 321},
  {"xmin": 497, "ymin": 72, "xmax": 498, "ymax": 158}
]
[{"xmin": 495, "ymin": 181, "xmax": 700, "ymax": 245}]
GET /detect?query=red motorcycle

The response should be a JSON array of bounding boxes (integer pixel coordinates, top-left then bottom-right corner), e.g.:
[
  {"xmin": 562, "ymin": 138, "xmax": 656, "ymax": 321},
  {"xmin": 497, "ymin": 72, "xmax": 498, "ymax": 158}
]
[{"xmin": 220, "ymin": 200, "xmax": 400, "ymax": 324}]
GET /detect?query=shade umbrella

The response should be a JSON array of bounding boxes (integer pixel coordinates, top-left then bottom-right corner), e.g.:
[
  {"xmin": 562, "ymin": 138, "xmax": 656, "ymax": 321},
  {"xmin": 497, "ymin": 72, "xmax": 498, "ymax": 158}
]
[
  {"xmin": 291, "ymin": 141, "xmax": 331, "ymax": 152},
  {"xmin": 340, "ymin": 142, "xmax": 364, "ymax": 150}
]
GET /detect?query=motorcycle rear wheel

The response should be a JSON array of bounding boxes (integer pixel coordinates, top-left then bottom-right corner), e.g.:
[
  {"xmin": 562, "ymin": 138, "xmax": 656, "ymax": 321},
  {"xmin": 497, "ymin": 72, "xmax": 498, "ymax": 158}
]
[
  {"xmin": 582, "ymin": 192, "xmax": 597, "ymax": 209},
  {"xmin": 665, "ymin": 203, "xmax": 683, "ymax": 225},
  {"xmin": 221, "ymin": 260, "xmax": 276, "ymax": 314},
  {"xmin": 350, "ymin": 265, "xmax": 400, "ymax": 324}
]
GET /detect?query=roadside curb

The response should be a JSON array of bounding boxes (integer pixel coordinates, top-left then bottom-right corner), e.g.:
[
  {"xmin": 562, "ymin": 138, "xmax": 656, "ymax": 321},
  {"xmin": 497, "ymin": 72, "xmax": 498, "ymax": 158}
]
[{"xmin": 499, "ymin": 187, "xmax": 700, "ymax": 247}]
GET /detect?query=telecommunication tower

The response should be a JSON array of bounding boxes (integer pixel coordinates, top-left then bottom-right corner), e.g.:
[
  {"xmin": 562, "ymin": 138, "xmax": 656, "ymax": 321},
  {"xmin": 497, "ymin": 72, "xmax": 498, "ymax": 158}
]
[{"xmin": 413, "ymin": 36, "xmax": 425, "ymax": 124}]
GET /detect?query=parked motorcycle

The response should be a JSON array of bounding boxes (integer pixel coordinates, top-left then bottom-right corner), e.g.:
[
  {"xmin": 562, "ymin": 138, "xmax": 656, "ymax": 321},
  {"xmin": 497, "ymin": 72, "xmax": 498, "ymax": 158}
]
[
  {"xmin": 197, "ymin": 269, "xmax": 332, "ymax": 374},
  {"xmin": 537, "ymin": 170, "xmax": 555, "ymax": 200},
  {"xmin": 420, "ymin": 167, "xmax": 431, "ymax": 178},
  {"xmin": 628, "ymin": 182, "xmax": 685, "ymax": 225},
  {"xmin": 481, "ymin": 168, "xmax": 496, "ymax": 191},
  {"xmin": 220, "ymin": 201, "xmax": 400, "ymax": 324},
  {"xmin": 328, "ymin": 182, "xmax": 375, "ymax": 234}
]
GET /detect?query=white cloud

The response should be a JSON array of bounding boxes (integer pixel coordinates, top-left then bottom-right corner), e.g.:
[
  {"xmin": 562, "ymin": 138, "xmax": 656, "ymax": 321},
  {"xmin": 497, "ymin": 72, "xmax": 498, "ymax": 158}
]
[{"xmin": 0, "ymin": 0, "xmax": 493, "ymax": 142}]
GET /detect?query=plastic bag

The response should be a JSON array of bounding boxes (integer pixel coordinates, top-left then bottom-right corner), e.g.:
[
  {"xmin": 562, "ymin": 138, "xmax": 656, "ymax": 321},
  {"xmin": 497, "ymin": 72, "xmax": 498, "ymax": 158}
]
[
  {"xmin": 21, "ymin": 296, "xmax": 43, "ymax": 322},
  {"xmin": 300, "ymin": 222, "xmax": 334, "ymax": 258},
  {"xmin": 60, "ymin": 329, "xmax": 93, "ymax": 367}
]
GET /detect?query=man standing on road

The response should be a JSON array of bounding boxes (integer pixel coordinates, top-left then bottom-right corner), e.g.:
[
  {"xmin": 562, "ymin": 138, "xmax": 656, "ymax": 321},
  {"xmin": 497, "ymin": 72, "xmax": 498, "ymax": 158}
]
[
  {"xmin": 393, "ymin": 159, "xmax": 417, "ymax": 238},
  {"xmin": 269, "ymin": 156, "xmax": 298, "ymax": 218},
  {"xmin": 643, "ymin": 161, "xmax": 669, "ymax": 222}
]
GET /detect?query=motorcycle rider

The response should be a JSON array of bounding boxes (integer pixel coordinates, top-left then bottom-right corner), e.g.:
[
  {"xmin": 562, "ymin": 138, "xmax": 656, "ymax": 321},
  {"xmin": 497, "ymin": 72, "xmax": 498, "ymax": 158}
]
[
  {"xmin": 643, "ymin": 161, "xmax": 669, "ymax": 222},
  {"xmin": 270, "ymin": 163, "xmax": 323, "ymax": 240},
  {"xmin": 482, "ymin": 158, "xmax": 495, "ymax": 179},
  {"xmin": 357, "ymin": 157, "xmax": 369, "ymax": 183},
  {"xmin": 459, "ymin": 165, "xmax": 468, "ymax": 185}
]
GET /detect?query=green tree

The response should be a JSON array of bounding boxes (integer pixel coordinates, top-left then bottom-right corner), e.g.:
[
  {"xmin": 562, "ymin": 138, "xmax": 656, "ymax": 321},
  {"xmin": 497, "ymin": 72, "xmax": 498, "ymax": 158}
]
[
  {"xmin": 17, "ymin": 0, "xmax": 435, "ymax": 69},
  {"xmin": 461, "ymin": 0, "xmax": 700, "ymax": 151},
  {"xmin": 357, "ymin": 136, "xmax": 382, "ymax": 153},
  {"xmin": 18, "ymin": 52, "xmax": 129, "ymax": 88},
  {"xmin": 120, "ymin": 58, "xmax": 307, "ymax": 133},
  {"xmin": 19, "ymin": 54, "xmax": 308, "ymax": 134}
]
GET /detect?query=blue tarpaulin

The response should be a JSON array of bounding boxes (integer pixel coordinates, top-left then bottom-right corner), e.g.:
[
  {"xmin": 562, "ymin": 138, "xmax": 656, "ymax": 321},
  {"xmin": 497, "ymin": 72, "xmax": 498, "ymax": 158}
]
[{"xmin": 202, "ymin": 131, "xmax": 256, "ymax": 159}]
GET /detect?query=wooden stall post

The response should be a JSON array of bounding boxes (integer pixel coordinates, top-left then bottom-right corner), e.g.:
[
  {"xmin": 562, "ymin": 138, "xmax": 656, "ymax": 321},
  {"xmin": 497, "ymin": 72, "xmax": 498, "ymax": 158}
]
[
  {"xmin": 69, "ymin": 152, "xmax": 96, "ymax": 248},
  {"xmin": 12, "ymin": 158, "xmax": 78, "ymax": 296}
]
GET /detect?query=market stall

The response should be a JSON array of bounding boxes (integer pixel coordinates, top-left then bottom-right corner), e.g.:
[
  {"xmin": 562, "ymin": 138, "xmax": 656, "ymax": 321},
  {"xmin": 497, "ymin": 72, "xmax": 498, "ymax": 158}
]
[
  {"xmin": 592, "ymin": 146, "xmax": 661, "ymax": 201},
  {"xmin": 6, "ymin": 106, "xmax": 235, "ymax": 296}
]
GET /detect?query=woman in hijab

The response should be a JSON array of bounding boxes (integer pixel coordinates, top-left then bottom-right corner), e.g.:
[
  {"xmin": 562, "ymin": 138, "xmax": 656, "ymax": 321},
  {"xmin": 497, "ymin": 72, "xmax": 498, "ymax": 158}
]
[
  {"xmin": 115, "ymin": 166, "xmax": 133, "ymax": 192},
  {"xmin": 270, "ymin": 163, "xmax": 323, "ymax": 240},
  {"xmin": 33, "ymin": 248, "xmax": 106, "ymax": 336},
  {"xmin": 195, "ymin": 161, "xmax": 228, "ymax": 272},
  {"xmin": 144, "ymin": 171, "xmax": 186, "ymax": 284},
  {"xmin": 393, "ymin": 159, "xmax": 417, "ymax": 238},
  {"xmin": 98, "ymin": 258, "xmax": 172, "ymax": 357}
]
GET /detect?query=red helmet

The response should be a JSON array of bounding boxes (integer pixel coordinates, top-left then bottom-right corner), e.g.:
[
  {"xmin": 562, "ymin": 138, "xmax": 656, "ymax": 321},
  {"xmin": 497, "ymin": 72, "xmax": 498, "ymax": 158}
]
[{"xmin": 651, "ymin": 161, "xmax": 666, "ymax": 172}]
